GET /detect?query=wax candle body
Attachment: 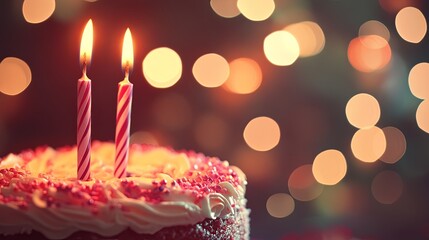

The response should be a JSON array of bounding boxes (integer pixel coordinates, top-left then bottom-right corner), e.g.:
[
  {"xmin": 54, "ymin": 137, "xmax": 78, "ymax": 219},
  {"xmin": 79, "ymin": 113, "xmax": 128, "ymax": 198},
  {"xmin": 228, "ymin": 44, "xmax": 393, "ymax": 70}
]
[
  {"xmin": 77, "ymin": 76, "xmax": 91, "ymax": 181},
  {"xmin": 114, "ymin": 79, "xmax": 133, "ymax": 178}
]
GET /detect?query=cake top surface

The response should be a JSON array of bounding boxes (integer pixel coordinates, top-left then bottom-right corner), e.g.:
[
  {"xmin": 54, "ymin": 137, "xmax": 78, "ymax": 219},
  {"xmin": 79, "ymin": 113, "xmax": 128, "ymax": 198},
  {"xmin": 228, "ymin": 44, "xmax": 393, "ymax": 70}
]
[{"xmin": 0, "ymin": 141, "xmax": 247, "ymax": 239}]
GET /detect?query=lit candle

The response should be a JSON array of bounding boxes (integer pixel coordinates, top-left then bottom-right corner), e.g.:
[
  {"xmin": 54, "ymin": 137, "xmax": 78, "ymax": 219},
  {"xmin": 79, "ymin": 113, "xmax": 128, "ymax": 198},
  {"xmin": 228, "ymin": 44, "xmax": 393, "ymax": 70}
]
[
  {"xmin": 77, "ymin": 20, "xmax": 93, "ymax": 181},
  {"xmin": 115, "ymin": 28, "xmax": 134, "ymax": 178}
]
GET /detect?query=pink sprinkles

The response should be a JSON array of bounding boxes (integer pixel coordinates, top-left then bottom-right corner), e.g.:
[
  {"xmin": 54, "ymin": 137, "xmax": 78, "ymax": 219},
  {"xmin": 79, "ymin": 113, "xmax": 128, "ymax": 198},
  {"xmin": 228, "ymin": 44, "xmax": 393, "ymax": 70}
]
[{"xmin": 0, "ymin": 144, "xmax": 243, "ymax": 213}]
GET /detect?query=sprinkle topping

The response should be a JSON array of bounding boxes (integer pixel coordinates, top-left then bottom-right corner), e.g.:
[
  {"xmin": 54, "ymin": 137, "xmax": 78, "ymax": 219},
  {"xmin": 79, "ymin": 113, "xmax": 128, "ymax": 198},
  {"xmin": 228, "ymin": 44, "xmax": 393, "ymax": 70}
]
[{"xmin": 0, "ymin": 143, "xmax": 244, "ymax": 210}]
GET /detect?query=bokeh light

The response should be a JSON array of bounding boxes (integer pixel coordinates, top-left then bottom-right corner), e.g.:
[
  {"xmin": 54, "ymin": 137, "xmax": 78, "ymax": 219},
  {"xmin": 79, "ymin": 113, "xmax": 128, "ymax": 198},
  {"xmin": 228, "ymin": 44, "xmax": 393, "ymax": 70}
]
[
  {"xmin": 210, "ymin": 0, "xmax": 240, "ymax": 18},
  {"xmin": 408, "ymin": 62, "xmax": 429, "ymax": 100},
  {"xmin": 130, "ymin": 131, "xmax": 158, "ymax": 146},
  {"xmin": 266, "ymin": 193, "xmax": 295, "ymax": 218},
  {"xmin": 22, "ymin": 0, "xmax": 55, "ymax": 24},
  {"xmin": 371, "ymin": 170, "xmax": 404, "ymax": 204},
  {"xmin": 288, "ymin": 164, "xmax": 324, "ymax": 201},
  {"xmin": 143, "ymin": 47, "xmax": 182, "ymax": 88},
  {"xmin": 345, "ymin": 93, "xmax": 381, "ymax": 129},
  {"xmin": 351, "ymin": 126, "xmax": 386, "ymax": 163},
  {"xmin": 379, "ymin": 127, "xmax": 406, "ymax": 164},
  {"xmin": 192, "ymin": 53, "xmax": 230, "ymax": 88},
  {"xmin": 152, "ymin": 93, "xmax": 192, "ymax": 131},
  {"xmin": 395, "ymin": 7, "xmax": 427, "ymax": 44},
  {"xmin": 264, "ymin": 31, "xmax": 300, "ymax": 66},
  {"xmin": 194, "ymin": 113, "xmax": 229, "ymax": 151},
  {"xmin": 0, "ymin": 57, "xmax": 32, "ymax": 96},
  {"xmin": 312, "ymin": 149, "xmax": 347, "ymax": 186},
  {"xmin": 416, "ymin": 100, "xmax": 429, "ymax": 134},
  {"xmin": 237, "ymin": 0, "xmax": 275, "ymax": 21},
  {"xmin": 348, "ymin": 35, "xmax": 392, "ymax": 72},
  {"xmin": 284, "ymin": 21, "xmax": 325, "ymax": 57},
  {"xmin": 359, "ymin": 20, "xmax": 390, "ymax": 42},
  {"xmin": 243, "ymin": 116, "xmax": 281, "ymax": 152},
  {"xmin": 223, "ymin": 58, "xmax": 262, "ymax": 94}
]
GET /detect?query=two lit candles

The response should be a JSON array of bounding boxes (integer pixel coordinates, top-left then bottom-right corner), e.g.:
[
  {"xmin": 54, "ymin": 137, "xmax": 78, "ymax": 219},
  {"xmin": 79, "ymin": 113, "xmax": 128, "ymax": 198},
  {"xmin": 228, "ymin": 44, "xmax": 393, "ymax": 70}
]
[{"xmin": 77, "ymin": 20, "xmax": 133, "ymax": 180}]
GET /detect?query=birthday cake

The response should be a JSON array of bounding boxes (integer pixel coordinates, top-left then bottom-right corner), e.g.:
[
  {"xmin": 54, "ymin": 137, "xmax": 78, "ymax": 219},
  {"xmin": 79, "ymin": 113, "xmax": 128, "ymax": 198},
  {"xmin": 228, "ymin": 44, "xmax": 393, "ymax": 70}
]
[{"xmin": 0, "ymin": 141, "xmax": 249, "ymax": 240}]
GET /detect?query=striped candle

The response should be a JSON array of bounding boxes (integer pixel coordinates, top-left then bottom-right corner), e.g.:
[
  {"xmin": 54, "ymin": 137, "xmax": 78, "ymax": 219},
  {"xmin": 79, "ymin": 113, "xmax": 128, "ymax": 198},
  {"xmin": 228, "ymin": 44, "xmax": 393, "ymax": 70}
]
[
  {"xmin": 115, "ymin": 28, "xmax": 134, "ymax": 178},
  {"xmin": 77, "ymin": 76, "xmax": 91, "ymax": 181},
  {"xmin": 77, "ymin": 19, "xmax": 93, "ymax": 181},
  {"xmin": 114, "ymin": 80, "xmax": 133, "ymax": 178}
]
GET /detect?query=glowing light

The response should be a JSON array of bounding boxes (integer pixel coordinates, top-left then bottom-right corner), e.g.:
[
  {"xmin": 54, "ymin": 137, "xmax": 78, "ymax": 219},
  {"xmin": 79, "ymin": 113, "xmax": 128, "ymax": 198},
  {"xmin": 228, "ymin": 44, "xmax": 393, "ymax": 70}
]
[
  {"xmin": 312, "ymin": 149, "xmax": 347, "ymax": 186},
  {"xmin": 80, "ymin": 19, "xmax": 93, "ymax": 65},
  {"xmin": 288, "ymin": 164, "xmax": 323, "ymax": 201},
  {"xmin": 409, "ymin": 62, "xmax": 429, "ymax": 100},
  {"xmin": 223, "ymin": 58, "xmax": 262, "ymax": 94},
  {"xmin": 395, "ymin": 7, "xmax": 427, "ymax": 43},
  {"xmin": 194, "ymin": 113, "xmax": 229, "ymax": 151},
  {"xmin": 152, "ymin": 93, "xmax": 192, "ymax": 131},
  {"xmin": 284, "ymin": 21, "xmax": 325, "ymax": 57},
  {"xmin": 351, "ymin": 126, "xmax": 386, "ymax": 163},
  {"xmin": 130, "ymin": 131, "xmax": 158, "ymax": 146},
  {"xmin": 193, "ymin": 53, "xmax": 230, "ymax": 88},
  {"xmin": 0, "ymin": 57, "xmax": 32, "ymax": 96},
  {"xmin": 359, "ymin": 20, "xmax": 390, "ymax": 42},
  {"xmin": 210, "ymin": 0, "xmax": 240, "ymax": 18},
  {"xmin": 237, "ymin": 0, "xmax": 275, "ymax": 21},
  {"xmin": 22, "ymin": 0, "xmax": 55, "ymax": 24},
  {"xmin": 371, "ymin": 170, "xmax": 403, "ymax": 204},
  {"xmin": 143, "ymin": 47, "xmax": 182, "ymax": 88},
  {"xmin": 264, "ymin": 31, "xmax": 300, "ymax": 66},
  {"xmin": 243, "ymin": 116, "xmax": 280, "ymax": 151},
  {"xmin": 380, "ymin": 127, "xmax": 406, "ymax": 164},
  {"xmin": 346, "ymin": 93, "xmax": 381, "ymax": 129},
  {"xmin": 416, "ymin": 100, "xmax": 429, "ymax": 134},
  {"xmin": 122, "ymin": 28, "xmax": 134, "ymax": 71},
  {"xmin": 266, "ymin": 193, "xmax": 295, "ymax": 218},
  {"xmin": 348, "ymin": 35, "xmax": 392, "ymax": 72}
]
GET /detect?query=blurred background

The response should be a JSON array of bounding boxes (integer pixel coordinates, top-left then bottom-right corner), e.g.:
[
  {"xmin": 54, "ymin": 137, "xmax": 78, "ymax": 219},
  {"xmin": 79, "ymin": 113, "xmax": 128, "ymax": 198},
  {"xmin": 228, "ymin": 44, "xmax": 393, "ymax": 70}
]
[{"xmin": 1, "ymin": 0, "xmax": 429, "ymax": 239}]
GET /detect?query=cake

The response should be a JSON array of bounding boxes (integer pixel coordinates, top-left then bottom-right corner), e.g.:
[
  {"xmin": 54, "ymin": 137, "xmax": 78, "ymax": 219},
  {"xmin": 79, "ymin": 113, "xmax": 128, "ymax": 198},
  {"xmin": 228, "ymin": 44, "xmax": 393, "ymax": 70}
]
[{"xmin": 0, "ymin": 141, "xmax": 249, "ymax": 239}]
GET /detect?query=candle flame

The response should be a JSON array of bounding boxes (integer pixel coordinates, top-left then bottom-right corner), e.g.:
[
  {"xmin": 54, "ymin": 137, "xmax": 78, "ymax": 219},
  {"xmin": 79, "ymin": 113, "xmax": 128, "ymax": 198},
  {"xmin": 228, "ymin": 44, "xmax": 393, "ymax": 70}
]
[
  {"xmin": 122, "ymin": 28, "xmax": 134, "ymax": 73},
  {"xmin": 80, "ymin": 19, "xmax": 93, "ymax": 65}
]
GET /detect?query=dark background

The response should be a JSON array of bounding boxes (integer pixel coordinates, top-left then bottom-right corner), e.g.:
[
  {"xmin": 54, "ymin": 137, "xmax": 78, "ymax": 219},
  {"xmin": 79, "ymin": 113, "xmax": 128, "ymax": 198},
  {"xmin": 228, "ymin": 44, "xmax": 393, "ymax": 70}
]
[{"xmin": 1, "ymin": 0, "xmax": 429, "ymax": 239}]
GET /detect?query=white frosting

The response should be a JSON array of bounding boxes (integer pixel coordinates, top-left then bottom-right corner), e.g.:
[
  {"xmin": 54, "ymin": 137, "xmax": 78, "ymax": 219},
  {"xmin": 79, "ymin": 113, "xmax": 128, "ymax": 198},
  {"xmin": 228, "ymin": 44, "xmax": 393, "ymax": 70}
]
[{"xmin": 0, "ymin": 142, "xmax": 247, "ymax": 239}]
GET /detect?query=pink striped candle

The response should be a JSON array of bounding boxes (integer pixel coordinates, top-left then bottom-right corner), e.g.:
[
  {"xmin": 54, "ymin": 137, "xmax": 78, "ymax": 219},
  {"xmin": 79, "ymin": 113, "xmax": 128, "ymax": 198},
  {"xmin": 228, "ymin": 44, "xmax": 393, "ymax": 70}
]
[
  {"xmin": 77, "ymin": 75, "xmax": 91, "ymax": 181},
  {"xmin": 115, "ymin": 28, "xmax": 134, "ymax": 178},
  {"xmin": 77, "ymin": 20, "xmax": 93, "ymax": 181}
]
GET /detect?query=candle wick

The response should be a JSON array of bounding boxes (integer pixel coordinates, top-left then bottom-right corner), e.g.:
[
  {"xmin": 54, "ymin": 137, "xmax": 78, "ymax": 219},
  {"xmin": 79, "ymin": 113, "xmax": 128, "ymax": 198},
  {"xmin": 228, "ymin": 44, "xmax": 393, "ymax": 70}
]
[
  {"xmin": 124, "ymin": 62, "xmax": 130, "ymax": 79},
  {"xmin": 82, "ymin": 53, "xmax": 88, "ymax": 79},
  {"xmin": 82, "ymin": 62, "xmax": 88, "ymax": 79}
]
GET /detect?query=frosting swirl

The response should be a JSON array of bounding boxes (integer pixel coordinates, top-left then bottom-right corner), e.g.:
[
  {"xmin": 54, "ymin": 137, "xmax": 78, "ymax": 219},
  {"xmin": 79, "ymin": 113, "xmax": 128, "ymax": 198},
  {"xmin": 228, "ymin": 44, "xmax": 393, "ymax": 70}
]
[{"xmin": 0, "ymin": 142, "xmax": 247, "ymax": 239}]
